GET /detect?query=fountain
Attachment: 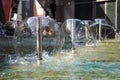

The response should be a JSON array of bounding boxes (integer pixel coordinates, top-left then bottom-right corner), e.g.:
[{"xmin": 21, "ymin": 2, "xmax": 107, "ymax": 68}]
[
  {"xmin": 0, "ymin": 17, "xmax": 120, "ymax": 80},
  {"xmin": 89, "ymin": 18, "xmax": 115, "ymax": 41},
  {"xmin": 62, "ymin": 19, "xmax": 84, "ymax": 52},
  {"xmin": 82, "ymin": 20, "xmax": 96, "ymax": 46},
  {"xmin": 14, "ymin": 16, "xmax": 65, "ymax": 64},
  {"xmin": 1, "ymin": 18, "xmax": 115, "ymax": 60},
  {"xmin": 62, "ymin": 19, "xmax": 96, "ymax": 52},
  {"xmin": 0, "ymin": 16, "xmax": 65, "ymax": 65}
]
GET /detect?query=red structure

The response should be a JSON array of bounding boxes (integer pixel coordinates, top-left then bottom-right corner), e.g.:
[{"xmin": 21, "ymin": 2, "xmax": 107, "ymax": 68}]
[
  {"xmin": 1, "ymin": 0, "xmax": 12, "ymax": 22},
  {"xmin": 0, "ymin": 0, "xmax": 46, "ymax": 23}
]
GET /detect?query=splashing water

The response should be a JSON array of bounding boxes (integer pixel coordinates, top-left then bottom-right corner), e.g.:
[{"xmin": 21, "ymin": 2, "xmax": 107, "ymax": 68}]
[
  {"xmin": 0, "ymin": 18, "xmax": 120, "ymax": 80},
  {"xmin": 0, "ymin": 50, "xmax": 120, "ymax": 80},
  {"xmin": 14, "ymin": 16, "xmax": 65, "ymax": 55},
  {"xmin": 89, "ymin": 19, "xmax": 115, "ymax": 40}
]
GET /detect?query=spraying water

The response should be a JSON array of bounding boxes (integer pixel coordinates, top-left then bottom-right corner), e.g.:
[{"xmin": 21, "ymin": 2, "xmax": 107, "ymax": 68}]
[{"xmin": 0, "ymin": 18, "xmax": 120, "ymax": 80}]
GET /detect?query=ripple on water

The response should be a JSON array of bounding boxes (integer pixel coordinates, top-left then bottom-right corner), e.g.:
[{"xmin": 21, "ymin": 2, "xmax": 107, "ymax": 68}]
[{"xmin": 0, "ymin": 53, "xmax": 120, "ymax": 80}]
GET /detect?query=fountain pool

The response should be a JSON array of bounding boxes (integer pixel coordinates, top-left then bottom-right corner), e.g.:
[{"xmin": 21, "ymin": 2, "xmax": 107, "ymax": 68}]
[
  {"xmin": 0, "ymin": 17, "xmax": 120, "ymax": 80},
  {"xmin": 0, "ymin": 46, "xmax": 120, "ymax": 80}
]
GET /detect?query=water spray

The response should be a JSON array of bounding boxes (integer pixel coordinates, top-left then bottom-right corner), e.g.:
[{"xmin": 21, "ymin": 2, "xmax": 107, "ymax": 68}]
[{"xmin": 83, "ymin": 20, "xmax": 90, "ymax": 46}]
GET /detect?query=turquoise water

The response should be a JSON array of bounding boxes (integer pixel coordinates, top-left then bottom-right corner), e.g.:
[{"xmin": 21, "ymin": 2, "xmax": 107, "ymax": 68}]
[{"xmin": 0, "ymin": 53, "xmax": 120, "ymax": 80}]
